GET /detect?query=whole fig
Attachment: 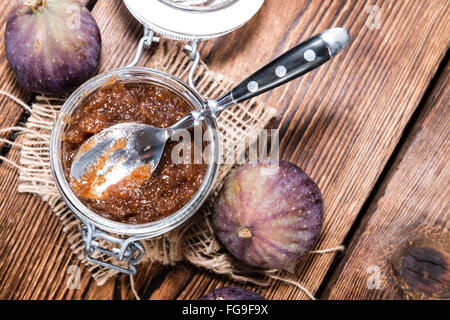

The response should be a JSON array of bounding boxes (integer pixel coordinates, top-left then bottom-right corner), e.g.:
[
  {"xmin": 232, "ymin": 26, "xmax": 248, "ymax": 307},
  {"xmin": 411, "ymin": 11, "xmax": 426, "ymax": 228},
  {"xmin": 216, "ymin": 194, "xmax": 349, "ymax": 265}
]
[
  {"xmin": 5, "ymin": 0, "xmax": 101, "ymax": 95},
  {"xmin": 212, "ymin": 161, "xmax": 324, "ymax": 272},
  {"xmin": 199, "ymin": 287, "xmax": 265, "ymax": 300}
]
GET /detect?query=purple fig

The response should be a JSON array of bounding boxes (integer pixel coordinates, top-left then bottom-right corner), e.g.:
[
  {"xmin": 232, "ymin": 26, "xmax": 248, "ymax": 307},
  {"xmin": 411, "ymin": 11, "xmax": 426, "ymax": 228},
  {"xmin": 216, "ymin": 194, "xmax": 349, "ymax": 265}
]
[
  {"xmin": 5, "ymin": 0, "xmax": 101, "ymax": 95},
  {"xmin": 212, "ymin": 161, "xmax": 324, "ymax": 272},
  {"xmin": 199, "ymin": 287, "xmax": 265, "ymax": 300}
]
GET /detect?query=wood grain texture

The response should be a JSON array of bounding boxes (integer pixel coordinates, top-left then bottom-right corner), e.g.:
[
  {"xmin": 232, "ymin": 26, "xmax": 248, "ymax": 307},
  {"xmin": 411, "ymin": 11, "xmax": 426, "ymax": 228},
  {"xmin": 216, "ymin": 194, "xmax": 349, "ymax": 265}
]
[
  {"xmin": 145, "ymin": 0, "xmax": 450, "ymax": 300},
  {"xmin": 0, "ymin": 0, "xmax": 170, "ymax": 300},
  {"xmin": 323, "ymin": 62, "xmax": 449, "ymax": 300},
  {"xmin": 0, "ymin": 1, "xmax": 33, "ymax": 148},
  {"xmin": 0, "ymin": 145, "xmax": 120, "ymax": 299},
  {"xmin": 0, "ymin": 0, "xmax": 449, "ymax": 300},
  {"xmin": 0, "ymin": 0, "xmax": 118, "ymax": 300}
]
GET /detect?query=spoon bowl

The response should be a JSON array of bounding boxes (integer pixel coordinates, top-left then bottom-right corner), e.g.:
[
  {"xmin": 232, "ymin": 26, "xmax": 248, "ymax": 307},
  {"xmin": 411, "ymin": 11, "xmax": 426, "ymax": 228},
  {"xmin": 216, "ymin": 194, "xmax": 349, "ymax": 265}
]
[{"xmin": 70, "ymin": 123, "xmax": 169, "ymax": 196}]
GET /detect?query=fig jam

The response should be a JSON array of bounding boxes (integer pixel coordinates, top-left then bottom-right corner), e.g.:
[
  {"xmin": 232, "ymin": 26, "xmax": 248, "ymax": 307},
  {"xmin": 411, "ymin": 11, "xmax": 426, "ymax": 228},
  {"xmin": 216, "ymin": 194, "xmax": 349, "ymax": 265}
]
[{"xmin": 62, "ymin": 81, "xmax": 207, "ymax": 224}]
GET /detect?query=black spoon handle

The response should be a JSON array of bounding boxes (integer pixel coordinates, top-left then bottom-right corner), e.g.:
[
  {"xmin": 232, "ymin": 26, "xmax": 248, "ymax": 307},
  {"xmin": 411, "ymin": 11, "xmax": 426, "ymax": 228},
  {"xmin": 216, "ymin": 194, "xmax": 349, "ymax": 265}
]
[{"xmin": 209, "ymin": 28, "xmax": 349, "ymax": 114}]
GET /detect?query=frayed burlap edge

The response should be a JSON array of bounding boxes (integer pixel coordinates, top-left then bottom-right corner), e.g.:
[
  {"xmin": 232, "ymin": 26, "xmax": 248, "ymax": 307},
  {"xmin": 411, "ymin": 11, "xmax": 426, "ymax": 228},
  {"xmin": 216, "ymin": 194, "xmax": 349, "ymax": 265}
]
[{"xmin": 0, "ymin": 40, "xmax": 345, "ymax": 299}]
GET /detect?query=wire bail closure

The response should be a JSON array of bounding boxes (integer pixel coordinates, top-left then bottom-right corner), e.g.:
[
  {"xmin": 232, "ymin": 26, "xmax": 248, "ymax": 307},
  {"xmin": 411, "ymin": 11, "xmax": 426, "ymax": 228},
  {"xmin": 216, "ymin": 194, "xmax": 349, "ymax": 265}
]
[
  {"xmin": 127, "ymin": 26, "xmax": 202, "ymax": 95},
  {"xmin": 81, "ymin": 222, "xmax": 145, "ymax": 275}
]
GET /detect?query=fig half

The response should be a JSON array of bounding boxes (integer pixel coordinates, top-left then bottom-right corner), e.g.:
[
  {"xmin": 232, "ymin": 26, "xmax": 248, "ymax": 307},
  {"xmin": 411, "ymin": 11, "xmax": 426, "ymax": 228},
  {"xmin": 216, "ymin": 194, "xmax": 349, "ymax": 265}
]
[
  {"xmin": 212, "ymin": 161, "xmax": 324, "ymax": 272},
  {"xmin": 5, "ymin": 0, "xmax": 102, "ymax": 95}
]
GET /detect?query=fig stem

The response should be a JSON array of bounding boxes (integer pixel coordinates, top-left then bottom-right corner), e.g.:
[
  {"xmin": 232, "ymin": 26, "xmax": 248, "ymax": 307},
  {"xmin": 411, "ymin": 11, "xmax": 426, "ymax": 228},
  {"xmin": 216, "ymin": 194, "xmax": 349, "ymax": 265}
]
[
  {"xmin": 237, "ymin": 226, "xmax": 253, "ymax": 239},
  {"xmin": 24, "ymin": 0, "xmax": 46, "ymax": 13}
]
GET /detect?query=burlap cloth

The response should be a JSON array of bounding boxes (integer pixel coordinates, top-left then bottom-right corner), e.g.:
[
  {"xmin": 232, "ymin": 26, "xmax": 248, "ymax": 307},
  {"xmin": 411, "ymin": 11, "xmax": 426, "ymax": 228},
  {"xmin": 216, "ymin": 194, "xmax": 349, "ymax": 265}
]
[{"xmin": 0, "ymin": 41, "xmax": 343, "ymax": 299}]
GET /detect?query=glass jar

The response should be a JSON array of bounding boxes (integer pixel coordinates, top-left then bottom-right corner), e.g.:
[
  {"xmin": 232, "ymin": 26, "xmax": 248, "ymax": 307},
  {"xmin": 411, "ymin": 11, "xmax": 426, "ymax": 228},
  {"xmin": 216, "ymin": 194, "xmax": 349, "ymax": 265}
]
[
  {"xmin": 48, "ymin": 0, "xmax": 264, "ymax": 274},
  {"xmin": 50, "ymin": 67, "xmax": 220, "ymax": 273}
]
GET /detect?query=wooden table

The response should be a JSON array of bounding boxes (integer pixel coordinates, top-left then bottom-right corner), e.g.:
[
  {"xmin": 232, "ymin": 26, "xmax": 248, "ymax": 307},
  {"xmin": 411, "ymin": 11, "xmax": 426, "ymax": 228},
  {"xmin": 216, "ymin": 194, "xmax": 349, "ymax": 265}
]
[{"xmin": 0, "ymin": 0, "xmax": 448, "ymax": 300}]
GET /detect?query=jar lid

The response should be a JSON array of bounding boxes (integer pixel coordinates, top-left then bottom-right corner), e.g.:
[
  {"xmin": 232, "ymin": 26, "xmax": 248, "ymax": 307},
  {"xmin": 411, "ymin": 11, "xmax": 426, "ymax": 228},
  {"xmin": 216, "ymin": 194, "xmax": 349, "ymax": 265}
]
[{"xmin": 123, "ymin": 0, "xmax": 264, "ymax": 41}]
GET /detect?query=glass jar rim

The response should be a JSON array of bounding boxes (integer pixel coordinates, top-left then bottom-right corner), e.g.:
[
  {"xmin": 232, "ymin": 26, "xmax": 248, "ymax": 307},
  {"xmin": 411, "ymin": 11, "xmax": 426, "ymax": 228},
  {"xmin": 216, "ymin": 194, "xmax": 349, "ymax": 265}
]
[{"xmin": 50, "ymin": 67, "xmax": 220, "ymax": 238}]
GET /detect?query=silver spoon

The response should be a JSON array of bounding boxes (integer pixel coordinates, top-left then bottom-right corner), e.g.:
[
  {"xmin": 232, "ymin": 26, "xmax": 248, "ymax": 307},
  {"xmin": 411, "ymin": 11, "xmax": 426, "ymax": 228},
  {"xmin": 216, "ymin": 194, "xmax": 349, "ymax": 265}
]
[{"xmin": 70, "ymin": 28, "xmax": 350, "ymax": 197}]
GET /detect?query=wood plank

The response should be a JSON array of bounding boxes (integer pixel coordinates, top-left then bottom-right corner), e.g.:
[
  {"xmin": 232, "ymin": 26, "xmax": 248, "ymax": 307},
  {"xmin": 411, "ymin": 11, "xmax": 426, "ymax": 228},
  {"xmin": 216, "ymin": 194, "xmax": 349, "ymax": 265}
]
[
  {"xmin": 147, "ymin": 0, "xmax": 450, "ymax": 300},
  {"xmin": 0, "ymin": 0, "xmax": 118, "ymax": 300},
  {"xmin": 0, "ymin": 142, "xmax": 162, "ymax": 299},
  {"xmin": 323, "ymin": 61, "xmax": 449, "ymax": 300},
  {"xmin": 0, "ymin": 0, "xmax": 165, "ymax": 300},
  {"xmin": 0, "ymin": 145, "xmax": 117, "ymax": 299},
  {"xmin": 0, "ymin": 0, "xmax": 449, "ymax": 300},
  {"xmin": 0, "ymin": 1, "xmax": 34, "ymax": 148}
]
